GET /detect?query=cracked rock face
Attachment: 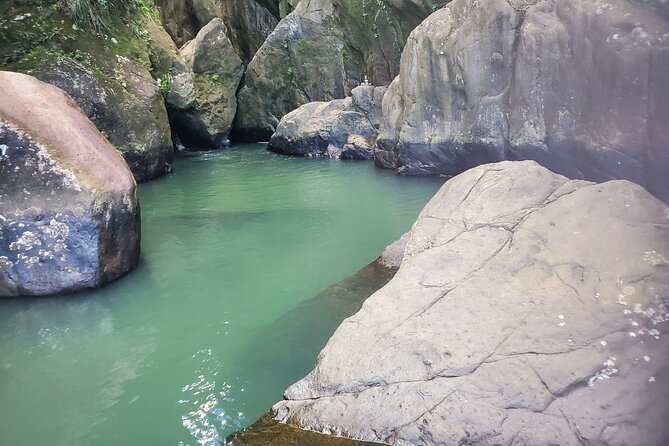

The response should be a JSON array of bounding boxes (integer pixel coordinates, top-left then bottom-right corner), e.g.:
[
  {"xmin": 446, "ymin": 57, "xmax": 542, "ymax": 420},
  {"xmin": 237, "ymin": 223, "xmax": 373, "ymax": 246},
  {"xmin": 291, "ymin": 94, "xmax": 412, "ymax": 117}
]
[
  {"xmin": 376, "ymin": 0, "xmax": 669, "ymax": 203},
  {"xmin": 0, "ymin": 72, "xmax": 140, "ymax": 297},
  {"xmin": 267, "ymin": 86, "xmax": 386, "ymax": 159},
  {"xmin": 274, "ymin": 161, "xmax": 669, "ymax": 445}
]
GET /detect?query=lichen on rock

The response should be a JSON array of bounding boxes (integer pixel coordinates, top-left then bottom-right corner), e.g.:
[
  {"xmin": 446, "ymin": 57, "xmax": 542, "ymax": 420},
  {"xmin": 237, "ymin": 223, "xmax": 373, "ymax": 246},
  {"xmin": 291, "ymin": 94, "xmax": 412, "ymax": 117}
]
[{"xmin": 0, "ymin": 71, "xmax": 140, "ymax": 296}]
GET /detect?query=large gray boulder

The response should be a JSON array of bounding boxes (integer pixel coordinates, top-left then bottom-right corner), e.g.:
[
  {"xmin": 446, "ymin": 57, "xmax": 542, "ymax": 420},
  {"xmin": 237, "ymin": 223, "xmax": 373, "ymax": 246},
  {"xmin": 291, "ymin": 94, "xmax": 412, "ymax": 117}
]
[
  {"xmin": 169, "ymin": 18, "xmax": 245, "ymax": 148},
  {"xmin": 376, "ymin": 0, "xmax": 669, "ymax": 203},
  {"xmin": 233, "ymin": 0, "xmax": 448, "ymax": 141},
  {"xmin": 274, "ymin": 161, "xmax": 669, "ymax": 445},
  {"xmin": 267, "ymin": 86, "xmax": 387, "ymax": 159},
  {"xmin": 0, "ymin": 72, "xmax": 140, "ymax": 297}
]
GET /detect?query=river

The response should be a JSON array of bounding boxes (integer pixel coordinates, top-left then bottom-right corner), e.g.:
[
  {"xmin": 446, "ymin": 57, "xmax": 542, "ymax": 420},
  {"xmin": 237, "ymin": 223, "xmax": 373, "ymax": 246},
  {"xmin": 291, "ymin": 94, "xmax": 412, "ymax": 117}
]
[{"xmin": 0, "ymin": 145, "xmax": 443, "ymax": 445}]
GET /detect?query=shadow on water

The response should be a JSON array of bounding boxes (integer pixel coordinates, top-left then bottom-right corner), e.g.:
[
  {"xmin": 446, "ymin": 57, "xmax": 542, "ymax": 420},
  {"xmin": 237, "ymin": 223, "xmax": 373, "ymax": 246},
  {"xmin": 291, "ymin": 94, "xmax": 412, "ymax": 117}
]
[{"xmin": 226, "ymin": 260, "xmax": 396, "ymax": 445}]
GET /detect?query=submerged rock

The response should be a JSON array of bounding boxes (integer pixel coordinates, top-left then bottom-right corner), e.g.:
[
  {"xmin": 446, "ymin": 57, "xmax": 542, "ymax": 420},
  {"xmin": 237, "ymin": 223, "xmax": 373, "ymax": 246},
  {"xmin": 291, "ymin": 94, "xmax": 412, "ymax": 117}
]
[
  {"xmin": 267, "ymin": 86, "xmax": 386, "ymax": 159},
  {"xmin": 228, "ymin": 413, "xmax": 379, "ymax": 446},
  {"xmin": 170, "ymin": 18, "xmax": 244, "ymax": 149},
  {"xmin": 274, "ymin": 161, "xmax": 669, "ymax": 445},
  {"xmin": 0, "ymin": 72, "xmax": 140, "ymax": 297},
  {"xmin": 376, "ymin": 0, "xmax": 669, "ymax": 202}
]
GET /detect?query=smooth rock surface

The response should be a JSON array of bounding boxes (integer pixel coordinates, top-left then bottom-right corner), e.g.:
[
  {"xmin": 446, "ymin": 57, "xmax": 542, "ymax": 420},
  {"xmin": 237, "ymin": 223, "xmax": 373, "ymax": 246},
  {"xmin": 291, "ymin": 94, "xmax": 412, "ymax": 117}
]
[
  {"xmin": 172, "ymin": 18, "xmax": 245, "ymax": 148},
  {"xmin": 274, "ymin": 161, "xmax": 669, "ymax": 445},
  {"xmin": 376, "ymin": 0, "xmax": 669, "ymax": 202},
  {"xmin": 0, "ymin": 72, "xmax": 140, "ymax": 297},
  {"xmin": 267, "ymin": 86, "xmax": 386, "ymax": 159}
]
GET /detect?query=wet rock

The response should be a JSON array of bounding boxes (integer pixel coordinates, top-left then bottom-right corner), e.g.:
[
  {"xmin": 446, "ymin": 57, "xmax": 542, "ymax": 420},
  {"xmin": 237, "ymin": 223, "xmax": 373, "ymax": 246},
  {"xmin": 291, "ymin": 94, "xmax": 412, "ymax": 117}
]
[
  {"xmin": 170, "ymin": 18, "xmax": 244, "ymax": 149},
  {"xmin": 376, "ymin": 0, "xmax": 669, "ymax": 202},
  {"xmin": 274, "ymin": 161, "xmax": 669, "ymax": 445},
  {"xmin": 0, "ymin": 72, "xmax": 140, "ymax": 297},
  {"xmin": 267, "ymin": 86, "xmax": 386, "ymax": 159},
  {"xmin": 228, "ymin": 413, "xmax": 380, "ymax": 446}
]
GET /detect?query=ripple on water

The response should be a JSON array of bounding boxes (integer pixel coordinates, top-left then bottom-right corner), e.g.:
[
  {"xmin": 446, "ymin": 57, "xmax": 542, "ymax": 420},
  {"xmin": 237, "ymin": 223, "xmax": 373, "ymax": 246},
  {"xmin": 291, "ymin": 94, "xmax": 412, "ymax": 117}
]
[{"xmin": 180, "ymin": 349, "xmax": 246, "ymax": 446}]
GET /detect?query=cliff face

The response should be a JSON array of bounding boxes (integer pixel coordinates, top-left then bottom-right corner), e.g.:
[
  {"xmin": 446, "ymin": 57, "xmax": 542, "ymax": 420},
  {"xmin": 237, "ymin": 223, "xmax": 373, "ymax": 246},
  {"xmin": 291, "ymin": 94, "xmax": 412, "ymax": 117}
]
[
  {"xmin": 155, "ymin": 0, "xmax": 281, "ymax": 64},
  {"xmin": 375, "ymin": 0, "xmax": 669, "ymax": 202},
  {"xmin": 233, "ymin": 0, "xmax": 449, "ymax": 141}
]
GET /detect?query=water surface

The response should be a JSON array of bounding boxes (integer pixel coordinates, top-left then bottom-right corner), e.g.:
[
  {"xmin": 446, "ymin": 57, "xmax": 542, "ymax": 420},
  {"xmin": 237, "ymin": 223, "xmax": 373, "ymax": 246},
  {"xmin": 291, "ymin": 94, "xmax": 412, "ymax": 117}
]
[{"xmin": 0, "ymin": 145, "xmax": 443, "ymax": 445}]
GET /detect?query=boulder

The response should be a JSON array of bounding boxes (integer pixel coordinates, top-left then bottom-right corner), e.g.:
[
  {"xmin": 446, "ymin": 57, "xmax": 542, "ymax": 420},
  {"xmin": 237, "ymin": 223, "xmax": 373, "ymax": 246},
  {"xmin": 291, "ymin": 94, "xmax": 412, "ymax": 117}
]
[
  {"xmin": 1, "ymin": 4, "xmax": 174, "ymax": 181},
  {"xmin": 233, "ymin": 0, "xmax": 448, "ymax": 141},
  {"xmin": 267, "ymin": 86, "xmax": 386, "ymax": 159},
  {"xmin": 0, "ymin": 72, "xmax": 140, "ymax": 297},
  {"xmin": 171, "ymin": 18, "xmax": 245, "ymax": 148},
  {"xmin": 156, "ymin": 0, "xmax": 280, "ymax": 63},
  {"xmin": 376, "ymin": 0, "xmax": 669, "ymax": 202},
  {"xmin": 144, "ymin": 17, "xmax": 192, "ymax": 104},
  {"xmin": 274, "ymin": 161, "xmax": 669, "ymax": 445}
]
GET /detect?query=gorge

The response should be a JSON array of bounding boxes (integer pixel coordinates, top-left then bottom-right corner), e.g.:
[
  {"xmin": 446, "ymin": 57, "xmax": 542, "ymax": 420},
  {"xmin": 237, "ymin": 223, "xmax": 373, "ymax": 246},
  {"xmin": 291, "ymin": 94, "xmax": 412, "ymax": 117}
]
[{"xmin": 1, "ymin": 0, "xmax": 668, "ymax": 445}]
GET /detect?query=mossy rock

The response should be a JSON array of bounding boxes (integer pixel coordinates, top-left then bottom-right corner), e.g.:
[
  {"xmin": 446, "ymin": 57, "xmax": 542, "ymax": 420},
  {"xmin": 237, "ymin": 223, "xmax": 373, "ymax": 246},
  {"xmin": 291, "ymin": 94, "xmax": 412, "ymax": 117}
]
[
  {"xmin": 233, "ymin": 0, "xmax": 450, "ymax": 141},
  {"xmin": 0, "ymin": 0, "xmax": 174, "ymax": 181}
]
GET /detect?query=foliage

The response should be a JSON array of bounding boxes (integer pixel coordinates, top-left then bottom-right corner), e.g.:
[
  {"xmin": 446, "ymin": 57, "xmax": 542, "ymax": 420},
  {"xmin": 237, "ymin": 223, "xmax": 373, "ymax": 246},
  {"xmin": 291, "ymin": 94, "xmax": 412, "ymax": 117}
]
[
  {"xmin": 361, "ymin": 0, "xmax": 401, "ymax": 51},
  {"xmin": 65, "ymin": 0, "xmax": 132, "ymax": 32},
  {"xmin": 159, "ymin": 74, "xmax": 170, "ymax": 93},
  {"xmin": 132, "ymin": 0, "xmax": 161, "ymax": 24},
  {"xmin": 64, "ymin": 0, "xmax": 161, "ymax": 32}
]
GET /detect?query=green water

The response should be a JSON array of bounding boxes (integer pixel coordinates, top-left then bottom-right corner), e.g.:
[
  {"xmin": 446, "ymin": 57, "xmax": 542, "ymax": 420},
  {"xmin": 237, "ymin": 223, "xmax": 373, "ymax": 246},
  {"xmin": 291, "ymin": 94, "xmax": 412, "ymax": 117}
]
[{"xmin": 0, "ymin": 145, "xmax": 442, "ymax": 446}]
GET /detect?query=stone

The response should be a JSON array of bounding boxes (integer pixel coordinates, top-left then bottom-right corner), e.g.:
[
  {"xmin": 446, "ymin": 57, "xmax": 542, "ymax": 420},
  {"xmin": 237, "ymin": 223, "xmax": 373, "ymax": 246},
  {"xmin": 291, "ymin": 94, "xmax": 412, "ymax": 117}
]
[
  {"xmin": 376, "ymin": 0, "xmax": 669, "ymax": 202},
  {"xmin": 233, "ymin": 0, "xmax": 448, "ymax": 141},
  {"xmin": 0, "ymin": 72, "xmax": 140, "ymax": 297},
  {"xmin": 267, "ymin": 86, "xmax": 386, "ymax": 159},
  {"xmin": 172, "ymin": 18, "xmax": 245, "ymax": 148},
  {"xmin": 274, "ymin": 161, "xmax": 669, "ymax": 445},
  {"xmin": 144, "ymin": 16, "xmax": 194, "ymax": 109},
  {"xmin": 156, "ymin": 0, "xmax": 280, "ymax": 64},
  {"xmin": 1, "ymin": 5, "xmax": 175, "ymax": 181},
  {"xmin": 378, "ymin": 232, "xmax": 408, "ymax": 268}
]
